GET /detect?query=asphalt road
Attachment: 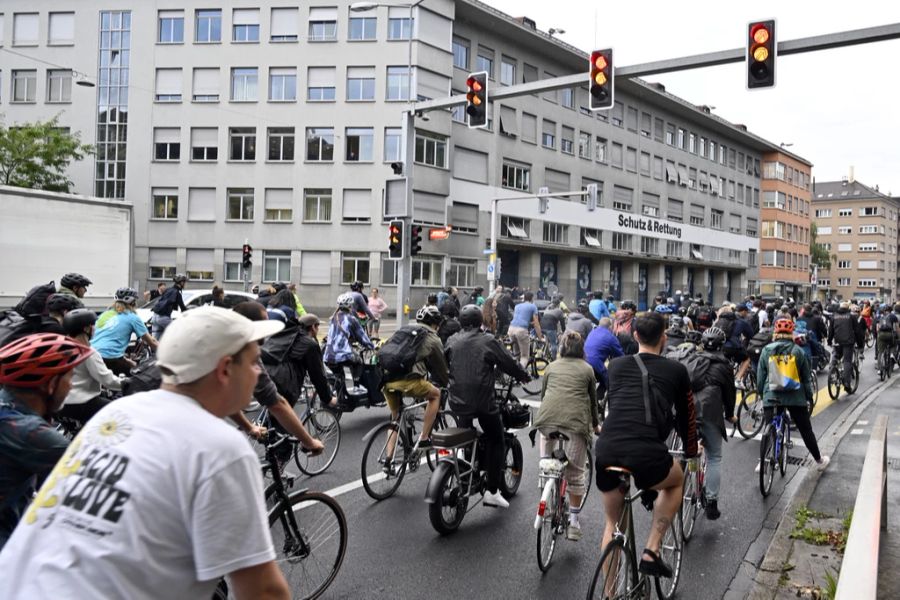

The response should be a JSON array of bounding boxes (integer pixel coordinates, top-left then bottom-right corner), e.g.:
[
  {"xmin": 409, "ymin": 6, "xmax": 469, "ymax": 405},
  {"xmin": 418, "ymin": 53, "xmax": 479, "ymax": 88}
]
[{"xmin": 268, "ymin": 345, "xmax": 884, "ymax": 600}]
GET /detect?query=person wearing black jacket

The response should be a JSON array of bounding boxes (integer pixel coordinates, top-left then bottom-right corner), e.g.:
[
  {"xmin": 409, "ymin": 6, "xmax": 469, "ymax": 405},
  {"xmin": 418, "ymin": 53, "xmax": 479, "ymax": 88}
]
[
  {"xmin": 495, "ymin": 291, "xmax": 515, "ymax": 337},
  {"xmin": 828, "ymin": 302, "xmax": 858, "ymax": 389},
  {"xmin": 151, "ymin": 273, "xmax": 188, "ymax": 340},
  {"xmin": 445, "ymin": 305, "xmax": 528, "ymax": 509}
]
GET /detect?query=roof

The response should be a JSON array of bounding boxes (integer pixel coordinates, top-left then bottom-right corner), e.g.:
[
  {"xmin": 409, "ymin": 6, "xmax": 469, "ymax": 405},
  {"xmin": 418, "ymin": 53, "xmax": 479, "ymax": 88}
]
[{"xmin": 812, "ymin": 179, "xmax": 895, "ymax": 202}]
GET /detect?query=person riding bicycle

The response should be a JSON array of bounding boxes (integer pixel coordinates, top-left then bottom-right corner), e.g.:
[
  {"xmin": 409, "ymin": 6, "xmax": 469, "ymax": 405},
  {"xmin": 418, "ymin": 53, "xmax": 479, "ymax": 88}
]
[
  {"xmin": 595, "ymin": 312, "xmax": 698, "ymax": 579},
  {"xmin": 584, "ymin": 317, "xmax": 623, "ymax": 400},
  {"xmin": 58, "ymin": 272, "xmax": 92, "ymax": 299},
  {"xmin": 45, "ymin": 293, "xmax": 84, "ymax": 326},
  {"xmin": 92, "ymin": 287, "xmax": 159, "ymax": 375},
  {"xmin": 540, "ymin": 297, "xmax": 566, "ymax": 360},
  {"xmin": 851, "ymin": 304, "xmax": 868, "ymax": 360},
  {"xmin": 348, "ymin": 281, "xmax": 375, "ymax": 324},
  {"xmin": 445, "ymin": 305, "xmax": 529, "ymax": 509},
  {"xmin": 715, "ymin": 305, "xmax": 754, "ymax": 389},
  {"xmin": 0, "ymin": 333, "xmax": 93, "ymax": 550},
  {"xmin": 508, "ymin": 291, "xmax": 543, "ymax": 369},
  {"xmin": 151, "ymin": 273, "xmax": 188, "ymax": 340},
  {"xmin": 266, "ymin": 288, "xmax": 298, "ymax": 323},
  {"xmin": 589, "ymin": 291, "xmax": 610, "ymax": 321},
  {"xmin": 61, "ymin": 309, "xmax": 125, "ymax": 426},
  {"xmin": 566, "ymin": 302, "xmax": 595, "ymax": 340},
  {"xmin": 757, "ymin": 317, "xmax": 829, "ymax": 472},
  {"xmin": 381, "ymin": 305, "xmax": 449, "ymax": 451},
  {"xmin": 827, "ymin": 301, "xmax": 858, "ymax": 390},
  {"xmin": 875, "ymin": 304, "xmax": 899, "ymax": 367},
  {"xmin": 532, "ymin": 330, "xmax": 599, "ymax": 539},
  {"xmin": 324, "ymin": 293, "xmax": 374, "ymax": 407},
  {"xmin": 612, "ymin": 300, "xmax": 638, "ymax": 355}
]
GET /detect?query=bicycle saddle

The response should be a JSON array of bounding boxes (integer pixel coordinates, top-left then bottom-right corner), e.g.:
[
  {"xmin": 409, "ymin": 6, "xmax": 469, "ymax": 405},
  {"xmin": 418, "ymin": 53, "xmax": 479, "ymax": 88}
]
[
  {"xmin": 432, "ymin": 427, "xmax": 477, "ymax": 448},
  {"xmin": 605, "ymin": 465, "xmax": 632, "ymax": 474},
  {"xmin": 547, "ymin": 431, "xmax": 570, "ymax": 441}
]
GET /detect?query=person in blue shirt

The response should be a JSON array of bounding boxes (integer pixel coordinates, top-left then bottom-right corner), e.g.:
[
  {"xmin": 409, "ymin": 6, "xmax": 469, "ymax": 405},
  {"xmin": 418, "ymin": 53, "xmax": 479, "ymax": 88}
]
[
  {"xmin": 91, "ymin": 287, "xmax": 158, "ymax": 375},
  {"xmin": 589, "ymin": 291, "xmax": 610, "ymax": 322},
  {"xmin": 605, "ymin": 295, "xmax": 617, "ymax": 315},
  {"xmin": 584, "ymin": 317, "xmax": 624, "ymax": 399},
  {"xmin": 508, "ymin": 291, "xmax": 543, "ymax": 368}
]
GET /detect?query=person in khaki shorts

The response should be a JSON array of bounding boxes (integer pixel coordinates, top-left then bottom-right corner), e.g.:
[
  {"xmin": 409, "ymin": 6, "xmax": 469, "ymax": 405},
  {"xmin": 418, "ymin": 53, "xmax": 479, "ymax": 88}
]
[{"xmin": 382, "ymin": 305, "xmax": 449, "ymax": 450}]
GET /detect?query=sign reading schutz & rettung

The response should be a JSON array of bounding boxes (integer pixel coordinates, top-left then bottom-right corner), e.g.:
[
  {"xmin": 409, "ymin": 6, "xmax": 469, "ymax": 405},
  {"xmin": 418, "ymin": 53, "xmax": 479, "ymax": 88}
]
[{"xmin": 616, "ymin": 214, "xmax": 683, "ymax": 239}]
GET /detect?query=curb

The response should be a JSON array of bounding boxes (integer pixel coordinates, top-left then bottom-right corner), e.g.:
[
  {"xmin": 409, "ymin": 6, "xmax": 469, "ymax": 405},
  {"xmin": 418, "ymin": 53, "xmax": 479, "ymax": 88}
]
[{"xmin": 743, "ymin": 376, "xmax": 897, "ymax": 600}]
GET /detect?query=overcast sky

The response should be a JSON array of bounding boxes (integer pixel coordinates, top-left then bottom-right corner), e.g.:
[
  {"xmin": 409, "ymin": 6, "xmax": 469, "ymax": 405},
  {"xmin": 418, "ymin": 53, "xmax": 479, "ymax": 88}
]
[{"xmin": 484, "ymin": 0, "xmax": 900, "ymax": 196}]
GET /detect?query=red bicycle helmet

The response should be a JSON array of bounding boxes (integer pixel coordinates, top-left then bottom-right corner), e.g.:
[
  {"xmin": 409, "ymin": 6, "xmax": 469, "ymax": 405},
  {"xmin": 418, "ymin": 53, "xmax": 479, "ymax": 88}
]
[
  {"xmin": 0, "ymin": 333, "xmax": 92, "ymax": 388},
  {"xmin": 773, "ymin": 318, "xmax": 795, "ymax": 335}
]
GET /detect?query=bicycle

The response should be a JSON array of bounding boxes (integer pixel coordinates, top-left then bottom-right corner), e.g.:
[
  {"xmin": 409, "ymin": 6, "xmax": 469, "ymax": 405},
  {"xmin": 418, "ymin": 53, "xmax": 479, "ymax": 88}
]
[
  {"xmin": 759, "ymin": 403, "xmax": 792, "ymax": 497},
  {"xmin": 360, "ymin": 389, "xmax": 456, "ymax": 500},
  {"xmin": 215, "ymin": 432, "xmax": 347, "ymax": 600},
  {"xmin": 678, "ymin": 450, "xmax": 707, "ymax": 542},
  {"xmin": 253, "ymin": 399, "xmax": 341, "ymax": 477},
  {"xmin": 521, "ymin": 336, "xmax": 550, "ymax": 395},
  {"xmin": 735, "ymin": 388, "xmax": 764, "ymax": 440},
  {"xmin": 826, "ymin": 348, "xmax": 859, "ymax": 400},
  {"xmin": 585, "ymin": 467, "xmax": 683, "ymax": 600}
]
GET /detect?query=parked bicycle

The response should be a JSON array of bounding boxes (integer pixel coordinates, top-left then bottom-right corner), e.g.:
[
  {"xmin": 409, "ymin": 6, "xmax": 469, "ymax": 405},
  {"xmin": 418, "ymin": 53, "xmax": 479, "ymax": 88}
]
[{"xmin": 759, "ymin": 403, "xmax": 792, "ymax": 497}]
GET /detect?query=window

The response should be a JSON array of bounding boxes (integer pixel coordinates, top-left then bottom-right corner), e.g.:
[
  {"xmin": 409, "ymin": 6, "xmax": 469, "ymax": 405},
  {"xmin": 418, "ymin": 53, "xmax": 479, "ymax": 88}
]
[
  {"xmin": 815, "ymin": 208, "xmax": 831, "ymax": 218},
  {"xmin": 301, "ymin": 252, "xmax": 331, "ymax": 285},
  {"xmin": 190, "ymin": 128, "xmax": 218, "ymax": 161},
  {"xmin": 688, "ymin": 133, "xmax": 696, "ymax": 153},
  {"xmin": 837, "ymin": 243, "xmax": 852, "ymax": 252},
  {"xmin": 13, "ymin": 13, "xmax": 39, "ymax": 45},
  {"xmin": 746, "ymin": 218, "xmax": 758, "ymax": 237},
  {"xmin": 859, "ymin": 243, "xmax": 878, "ymax": 252},
  {"xmin": 192, "ymin": 68, "xmax": 220, "ymax": 102},
  {"xmin": 267, "ymin": 127, "xmax": 295, "ymax": 161},
  {"xmin": 153, "ymin": 128, "xmax": 180, "ymax": 161},
  {"xmin": 560, "ymin": 88, "xmax": 575, "ymax": 109},
  {"xmin": 303, "ymin": 188, "xmax": 332, "ymax": 222},
  {"xmin": 837, "ymin": 260, "xmax": 852, "ymax": 269},
  {"xmin": 838, "ymin": 278, "xmax": 851, "ymax": 286},
  {"xmin": 858, "ymin": 279, "xmax": 877, "ymax": 288},
  {"xmin": 152, "ymin": 188, "xmax": 178, "ymax": 219},
  {"xmin": 271, "ymin": 7, "xmax": 299, "ymax": 41},
  {"xmin": 348, "ymin": 16, "xmax": 376, "ymax": 40},
  {"xmin": 729, "ymin": 213, "xmax": 742, "ymax": 234},
  {"xmin": 612, "ymin": 232, "xmax": 630, "ymax": 251},
  {"xmin": 578, "ymin": 132, "xmax": 591, "ymax": 159},
  {"xmin": 859, "ymin": 225, "xmax": 880, "ymax": 234},
  {"xmin": 690, "ymin": 204, "xmax": 705, "ymax": 227},
  {"xmin": 387, "ymin": 7, "xmax": 412, "ymax": 40},
  {"xmin": 227, "ymin": 188, "xmax": 254, "ymax": 220},
  {"xmin": 520, "ymin": 113, "xmax": 537, "ymax": 144},
  {"xmin": 307, "ymin": 67, "xmax": 336, "ymax": 101},
  {"xmin": 412, "ymin": 255, "xmax": 443, "ymax": 287},
  {"xmin": 581, "ymin": 228, "xmax": 602, "ymax": 248},
  {"xmin": 665, "ymin": 123, "xmax": 675, "ymax": 146},
  {"xmin": 542, "ymin": 119, "xmax": 556, "ymax": 149},
  {"xmin": 452, "ymin": 36, "xmax": 469, "ymax": 69},
  {"xmin": 450, "ymin": 98, "xmax": 465, "ymax": 123},
  {"xmin": 229, "ymin": 127, "xmax": 256, "ymax": 161},
  {"xmin": 860, "ymin": 206, "xmax": 880, "ymax": 216},
  {"xmin": 708, "ymin": 141, "xmax": 717, "ymax": 161},
  {"xmin": 185, "ymin": 249, "xmax": 214, "ymax": 282},
  {"xmin": 711, "ymin": 209, "xmax": 723, "ymax": 230},
  {"xmin": 499, "ymin": 106, "xmax": 518, "ymax": 137},
  {"xmin": 46, "ymin": 69, "xmax": 72, "ymax": 102},
  {"xmin": 542, "ymin": 222, "xmax": 568, "ymax": 244},
  {"xmin": 155, "ymin": 68, "xmax": 182, "ymax": 102},
  {"xmin": 640, "ymin": 153, "xmax": 652, "ymax": 177},
  {"xmin": 346, "ymin": 127, "xmax": 374, "ymax": 161},
  {"xmin": 446, "ymin": 258, "xmax": 476, "ymax": 288},
  {"xmin": 626, "ymin": 148, "xmax": 638, "ymax": 173},
  {"xmin": 415, "ymin": 131, "xmax": 447, "ymax": 168},
  {"xmin": 386, "ymin": 66, "xmax": 410, "ymax": 101},
  {"xmin": 668, "ymin": 199, "xmax": 683, "ymax": 222},
  {"xmin": 308, "ymin": 8, "xmax": 337, "ymax": 41},
  {"xmin": 640, "ymin": 237, "xmax": 659, "ymax": 255},
  {"xmin": 384, "ymin": 127, "xmax": 402, "ymax": 162},
  {"xmin": 667, "ymin": 240, "xmax": 683, "ymax": 257},
  {"xmin": 346, "ymin": 66, "xmax": 375, "ymax": 101},
  {"xmin": 560, "ymin": 127, "xmax": 574, "ymax": 154},
  {"xmin": 839, "ymin": 226, "xmax": 852, "ymax": 234},
  {"xmin": 838, "ymin": 208, "xmax": 852, "ymax": 217},
  {"xmin": 48, "ymin": 12, "xmax": 74, "ymax": 45},
  {"xmin": 188, "ymin": 188, "xmax": 215, "ymax": 221},
  {"xmin": 149, "ymin": 249, "xmax": 176, "ymax": 280},
  {"xmin": 817, "ymin": 226, "xmax": 832, "ymax": 235},
  {"xmin": 306, "ymin": 127, "xmax": 334, "ymax": 161},
  {"xmin": 264, "ymin": 251, "xmax": 292, "ymax": 283},
  {"xmin": 342, "ymin": 189, "xmax": 372, "ymax": 223},
  {"xmin": 612, "ymin": 185, "xmax": 633, "ymax": 212},
  {"xmin": 269, "ymin": 67, "xmax": 297, "ymax": 101},
  {"xmin": 676, "ymin": 128, "xmax": 685, "ymax": 149},
  {"xmin": 476, "ymin": 46, "xmax": 494, "ymax": 78},
  {"xmin": 500, "ymin": 57, "xmax": 516, "ymax": 86},
  {"xmin": 625, "ymin": 107, "xmax": 638, "ymax": 132},
  {"xmin": 641, "ymin": 193, "xmax": 660, "ymax": 217},
  {"xmin": 10, "ymin": 69, "xmax": 35, "ymax": 102},
  {"xmin": 232, "ymin": 9, "xmax": 259, "ymax": 42},
  {"xmin": 263, "ymin": 189, "xmax": 292, "ymax": 222},
  {"xmin": 500, "ymin": 216, "xmax": 529, "ymax": 239},
  {"xmin": 230, "ymin": 67, "xmax": 257, "ymax": 101},
  {"xmin": 341, "ymin": 252, "xmax": 370, "ymax": 285},
  {"xmin": 595, "ymin": 137, "xmax": 607, "ymax": 162},
  {"xmin": 195, "ymin": 9, "xmax": 222, "ymax": 43},
  {"xmin": 762, "ymin": 191, "xmax": 786, "ymax": 209},
  {"xmin": 502, "ymin": 162, "xmax": 530, "ymax": 192}
]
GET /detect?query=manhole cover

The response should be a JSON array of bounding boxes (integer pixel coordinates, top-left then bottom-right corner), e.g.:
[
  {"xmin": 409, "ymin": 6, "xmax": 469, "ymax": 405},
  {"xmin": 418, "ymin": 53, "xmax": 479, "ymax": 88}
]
[{"xmin": 787, "ymin": 456, "xmax": 810, "ymax": 467}]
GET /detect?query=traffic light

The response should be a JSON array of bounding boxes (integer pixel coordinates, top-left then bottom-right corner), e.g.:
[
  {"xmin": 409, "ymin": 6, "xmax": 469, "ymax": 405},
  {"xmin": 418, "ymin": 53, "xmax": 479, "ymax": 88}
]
[
  {"xmin": 388, "ymin": 219, "xmax": 404, "ymax": 260},
  {"xmin": 586, "ymin": 183, "xmax": 598, "ymax": 211},
  {"xmin": 589, "ymin": 48, "xmax": 614, "ymax": 110},
  {"xmin": 747, "ymin": 20, "xmax": 776, "ymax": 89},
  {"xmin": 410, "ymin": 225, "xmax": 423, "ymax": 256},
  {"xmin": 241, "ymin": 244, "xmax": 252, "ymax": 269},
  {"xmin": 538, "ymin": 187, "xmax": 549, "ymax": 214},
  {"xmin": 466, "ymin": 72, "xmax": 488, "ymax": 129}
]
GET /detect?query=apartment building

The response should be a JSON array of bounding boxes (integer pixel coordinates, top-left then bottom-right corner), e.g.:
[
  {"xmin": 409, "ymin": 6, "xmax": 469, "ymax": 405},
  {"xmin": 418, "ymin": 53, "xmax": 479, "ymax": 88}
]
[
  {"xmin": 758, "ymin": 151, "xmax": 814, "ymax": 300},
  {"xmin": 812, "ymin": 178, "xmax": 900, "ymax": 300},
  {"xmin": 0, "ymin": 1, "xmax": 807, "ymax": 311}
]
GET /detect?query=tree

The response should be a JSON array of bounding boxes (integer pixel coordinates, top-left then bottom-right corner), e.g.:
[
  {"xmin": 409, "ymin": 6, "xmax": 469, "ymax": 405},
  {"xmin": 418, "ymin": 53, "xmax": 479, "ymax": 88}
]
[
  {"xmin": 809, "ymin": 222, "xmax": 835, "ymax": 270},
  {"xmin": 0, "ymin": 117, "xmax": 93, "ymax": 193}
]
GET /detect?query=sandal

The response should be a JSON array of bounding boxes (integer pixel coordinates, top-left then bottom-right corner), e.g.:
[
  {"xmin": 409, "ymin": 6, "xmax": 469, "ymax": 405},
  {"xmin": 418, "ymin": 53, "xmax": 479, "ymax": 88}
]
[{"xmin": 639, "ymin": 548, "xmax": 673, "ymax": 578}]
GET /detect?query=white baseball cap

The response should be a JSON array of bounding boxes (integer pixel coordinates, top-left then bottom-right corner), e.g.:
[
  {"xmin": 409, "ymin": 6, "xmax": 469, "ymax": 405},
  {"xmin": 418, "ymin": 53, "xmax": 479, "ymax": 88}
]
[{"xmin": 156, "ymin": 306, "xmax": 284, "ymax": 385}]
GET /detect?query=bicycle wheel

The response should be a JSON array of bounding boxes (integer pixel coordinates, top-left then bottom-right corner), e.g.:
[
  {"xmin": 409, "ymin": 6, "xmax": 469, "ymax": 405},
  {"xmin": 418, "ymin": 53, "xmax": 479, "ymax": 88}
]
[
  {"xmin": 269, "ymin": 490, "xmax": 347, "ymax": 600},
  {"xmin": 736, "ymin": 392, "xmax": 764, "ymax": 440},
  {"xmin": 759, "ymin": 426, "xmax": 776, "ymax": 497},
  {"xmin": 361, "ymin": 422, "xmax": 408, "ymax": 500},
  {"xmin": 681, "ymin": 464, "xmax": 698, "ymax": 542},
  {"xmin": 582, "ymin": 450, "xmax": 594, "ymax": 507},
  {"xmin": 427, "ymin": 462, "xmax": 468, "ymax": 534},
  {"xmin": 536, "ymin": 479, "xmax": 559, "ymax": 572},
  {"xmin": 866, "ymin": 331, "xmax": 875, "ymax": 349},
  {"xmin": 586, "ymin": 539, "xmax": 640, "ymax": 600},
  {"xmin": 655, "ymin": 510, "xmax": 684, "ymax": 600},
  {"xmin": 848, "ymin": 365, "xmax": 860, "ymax": 394},
  {"xmin": 808, "ymin": 375, "xmax": 818, "ymax": 413},
  {"xmin": 521, "ymin": 358, "xmax": 549, "ymax": 395},
  {"xmin": 295, "ymin": 408, "xmax": 341, "ymax": 476},
  {"xmin": 827, "ymin": 367, "xmax": 841, "ymax": 401},
  {"xmin": 499, "ymin": 436, "xmax": 524, "ymax": 498},
  {"xmin": 778, "ymin": 425, "xmax": 788, "ymax": 477}
]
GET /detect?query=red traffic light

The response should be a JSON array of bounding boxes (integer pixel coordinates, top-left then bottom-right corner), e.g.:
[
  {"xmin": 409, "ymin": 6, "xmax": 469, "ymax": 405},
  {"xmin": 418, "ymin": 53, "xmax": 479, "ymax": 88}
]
[
  {"xmin": 589, "ymin": 48, "xmax": 613, "ymax": 110},
  {"xmin": 465, "ymin": 71, "xmax": 488, "ymax": 128},
  {"xmin": 747, "ymin": 20, "xmax": 776, "ymax": 89}
]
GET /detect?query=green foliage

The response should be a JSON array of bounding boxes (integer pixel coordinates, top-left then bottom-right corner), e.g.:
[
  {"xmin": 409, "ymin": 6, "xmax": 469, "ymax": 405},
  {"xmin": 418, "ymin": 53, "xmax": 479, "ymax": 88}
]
[
  {"xmin": 822, "ymin": 569, "xmax": 838, "ymax": 600},
  {"xmin": 0, "ymin": 116, "xmax": 93, "ymax": 193},
  {"xmin": 809, "ymin": 223, "xmax": 834, "ymax": 271},
  {"xmin": 790, "ymin": 505, "xmax": 847, "ymax": 552}
]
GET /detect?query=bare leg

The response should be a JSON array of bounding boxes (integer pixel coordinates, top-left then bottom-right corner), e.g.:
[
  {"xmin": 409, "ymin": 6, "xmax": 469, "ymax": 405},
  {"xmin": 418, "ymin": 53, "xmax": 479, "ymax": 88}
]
[
  {"xmin": 644, "ymin": 460, "xmax": 684, "ymax": 558},
  {"xmin": 419, "ymin": 387, "xmax": 442, "ymax": 440},
  {"xmin": 737, "ymin": 358, "xmax": 751, "ymax": 382},
  {"xmin": 600, "ymin": 488, "xmax": 625, "ymax": 554}
]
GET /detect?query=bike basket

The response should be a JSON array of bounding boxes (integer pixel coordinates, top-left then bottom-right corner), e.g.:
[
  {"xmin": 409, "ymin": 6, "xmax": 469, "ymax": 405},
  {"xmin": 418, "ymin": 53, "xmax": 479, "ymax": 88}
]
[{"xmin": 501, "ymin": 401, "xmax": 531, "ymax": 429}]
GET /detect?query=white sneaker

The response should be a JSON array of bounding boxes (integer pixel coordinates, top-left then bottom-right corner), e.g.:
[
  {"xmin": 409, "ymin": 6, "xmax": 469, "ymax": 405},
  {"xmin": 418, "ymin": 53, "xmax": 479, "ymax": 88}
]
[
  {"xmin": 483, "ymin": 490, "xmax": 510, "ymax": 509},
  {"xmin": 566, "ymin": 522, "xmax": 583, "ymax": 541},
  {"xmin": 816, "ymin": 456, "xmax": 831, "ymax": 471},
  {"xmin": 754, "ymin": 461, "xmax": 761, "ymax": 473}
]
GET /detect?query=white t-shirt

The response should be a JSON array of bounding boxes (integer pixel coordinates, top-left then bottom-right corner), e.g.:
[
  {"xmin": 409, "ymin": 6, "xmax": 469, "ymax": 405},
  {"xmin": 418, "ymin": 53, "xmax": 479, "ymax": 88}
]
[{"xmin": 0, "ymin": 390, "xmax": 275, "ymax": 600}]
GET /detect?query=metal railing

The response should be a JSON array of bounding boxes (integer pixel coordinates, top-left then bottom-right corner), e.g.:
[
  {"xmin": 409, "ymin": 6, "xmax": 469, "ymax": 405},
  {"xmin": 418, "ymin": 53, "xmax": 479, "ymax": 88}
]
[{"xmin": 835, "ymin": 414, "xmax": 888, "ymax": 600}]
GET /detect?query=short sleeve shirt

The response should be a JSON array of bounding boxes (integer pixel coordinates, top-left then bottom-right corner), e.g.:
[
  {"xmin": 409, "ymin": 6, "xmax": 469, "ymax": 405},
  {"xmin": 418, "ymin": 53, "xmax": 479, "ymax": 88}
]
[
  {"xmin": 90, "ymin": 310, "xmax": 149, "ymax": 358},
  {"xmin": 511, "ymin": 302, "xmax": 538, "ymax": 329}
]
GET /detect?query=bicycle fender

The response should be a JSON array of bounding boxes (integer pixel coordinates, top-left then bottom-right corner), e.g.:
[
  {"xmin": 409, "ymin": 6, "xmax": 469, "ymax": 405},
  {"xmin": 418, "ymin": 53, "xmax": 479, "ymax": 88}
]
[
  {"xmin": 361, "ymin": 421, "xmax": 398, "ymax": 443},
  {"xmin": 423, "ymin": 461, "xmax": 454, "ymax": 504}
]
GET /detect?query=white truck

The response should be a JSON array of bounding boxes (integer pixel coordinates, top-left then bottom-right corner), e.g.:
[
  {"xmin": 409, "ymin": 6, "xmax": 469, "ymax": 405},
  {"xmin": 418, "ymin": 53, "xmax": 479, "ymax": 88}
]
[{"xmin": 0, "ymin": 185, "xmax": 133, "ymax": 311}]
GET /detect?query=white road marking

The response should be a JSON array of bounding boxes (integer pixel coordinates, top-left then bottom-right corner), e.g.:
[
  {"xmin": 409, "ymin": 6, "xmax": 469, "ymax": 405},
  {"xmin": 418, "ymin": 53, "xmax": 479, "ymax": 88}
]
[
  {"xmin": 857, "ymin": 420, "xmax": 870, "ymax": 425},
  {"xmin": 295, "ymin": 456, "xmax": 432, "ymax": 509},
  {"xmin": 850, "ymin": 428, "xmax": 865, "ymax": 435}
]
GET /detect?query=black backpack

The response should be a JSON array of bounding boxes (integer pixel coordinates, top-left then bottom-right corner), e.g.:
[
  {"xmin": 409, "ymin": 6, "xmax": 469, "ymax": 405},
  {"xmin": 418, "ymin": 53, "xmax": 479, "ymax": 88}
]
[
  {"xmin": 124, "ymin": 357, "xmax": 162, "ymax": 394},
  {"xmin": 377, "ymin": 325, "xmax": 428, "ymax": 380},
  {"xmin": 0, "ymin": 310, "xmax": 64, "ymax": 347},
  {"xmin": 713, "ymin": 316, "xmax": 735, "ymax": 340},
  {"xmin": 696, "ymin": 307, "xmax": 714, "ymax": 331},
  {"xmin": 15, "ymin": 281, "xmax": 56, "ymax": 317}
]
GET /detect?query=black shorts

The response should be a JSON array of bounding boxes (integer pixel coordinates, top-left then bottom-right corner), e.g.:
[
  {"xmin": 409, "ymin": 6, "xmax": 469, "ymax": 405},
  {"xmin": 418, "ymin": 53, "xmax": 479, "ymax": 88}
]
[
  {"xmin": 594, "ymin": 438, "xmax": 674, "ymax": 492},
  {"xmin": 724, "ymin": 346, "xmax": 748, "ymax": 364}
]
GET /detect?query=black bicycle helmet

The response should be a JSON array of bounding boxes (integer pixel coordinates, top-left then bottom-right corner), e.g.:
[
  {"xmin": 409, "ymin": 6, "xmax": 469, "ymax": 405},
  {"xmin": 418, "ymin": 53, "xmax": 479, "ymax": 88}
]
[
  {"xmin": 115, "ymin": 286, "xmax": 139, "ymax": 305},
  {"xmin": 701, "ymin": 326, "xmax": 727, "ymax": 351},
  {"xmin": 426, "ymin": 293, "xmax": 439, "ymax": 306},
  {"xmin": 350, "ymin": 281, "xmax": 363, "ymax": 292},
  {"xmin": 459, "ymin": 305, "xmax": 483, "ymax": 329},
  {"xmin": 46, "ymin": 293, "xmax": 83, "ymax": 313},
  {"xmin": 172, "ymin": 273, "xmax": 188, "ymax": 284},
  {"xmin": 415, "ymin": 305, "xmax": 443, "ymax": 327},
  {"xmin": 684, "ymin": 330, "xmax": 702, "ymax": 345},
  {"xmin": 272, "ymin": 281, "xmax": 288, "ymax": 292},
  {"xmin": 62, "ymin": 308, "xmax": 98, "ymax": 337},
  {"xmin": 668, "ymin": 314, "xmax": 684, "ymax": 330},
  {"xmin": 60, "ymin": 273, "xmax": 92, "ymax": 289}
]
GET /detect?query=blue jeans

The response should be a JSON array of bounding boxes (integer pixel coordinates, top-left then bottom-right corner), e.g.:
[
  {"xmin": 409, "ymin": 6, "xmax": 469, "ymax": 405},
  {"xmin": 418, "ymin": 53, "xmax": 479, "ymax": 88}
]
[
  {"xmin": 545, "ymin": 330, "xmax": 559, "ymax": 360},
  {"xmin": 151, "ymin": 314, "xmax": 172, "ymax": 340},
  {"xmin": 699, "ymin": 418, "xmax": 723, "ymax": 501}
]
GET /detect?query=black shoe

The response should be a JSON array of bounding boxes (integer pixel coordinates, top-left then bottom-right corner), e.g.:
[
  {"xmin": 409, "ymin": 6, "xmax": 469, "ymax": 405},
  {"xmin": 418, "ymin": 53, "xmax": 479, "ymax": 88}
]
[
  {"xmin": 705, "ymin": 499, "xmax": 721, "ymax": 520},
  {"xmin": 414, "ymin": 438, "xmax": 432, "ymax": 450},
  {"xmin": 639, "ymin": 548, "xmax": 673, "ymax": 578}
]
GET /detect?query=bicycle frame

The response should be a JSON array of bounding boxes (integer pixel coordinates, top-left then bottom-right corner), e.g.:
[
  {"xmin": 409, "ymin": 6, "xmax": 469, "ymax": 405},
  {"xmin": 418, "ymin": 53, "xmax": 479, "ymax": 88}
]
[
  {"xmin": 769, "ymin": 408, "xmax": 791, "ymax": 463},
  {"xmin": 434, "ymin": 437, "xmax": 482, "ymax": 508}
]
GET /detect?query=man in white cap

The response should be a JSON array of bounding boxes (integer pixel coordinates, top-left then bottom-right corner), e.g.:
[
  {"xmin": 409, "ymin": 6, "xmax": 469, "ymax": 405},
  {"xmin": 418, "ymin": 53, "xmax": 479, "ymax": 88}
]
[{"xmin": 0, "ymin": 307, "xmax": 290, "ymax": 600}]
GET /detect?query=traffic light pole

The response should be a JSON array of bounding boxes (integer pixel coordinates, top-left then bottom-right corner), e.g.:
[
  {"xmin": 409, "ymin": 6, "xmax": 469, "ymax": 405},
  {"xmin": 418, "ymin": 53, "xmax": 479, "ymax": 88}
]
[{"xmin": 396, "ymin": 108, "xmax": 415, "ymax": 329}]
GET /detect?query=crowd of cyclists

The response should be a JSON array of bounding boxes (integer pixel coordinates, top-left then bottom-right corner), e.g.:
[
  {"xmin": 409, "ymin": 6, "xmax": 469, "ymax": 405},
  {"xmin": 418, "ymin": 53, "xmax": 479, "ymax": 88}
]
[{"xmin": 1, "ymin": 269, "xmax": 899, "ymax": 597}]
